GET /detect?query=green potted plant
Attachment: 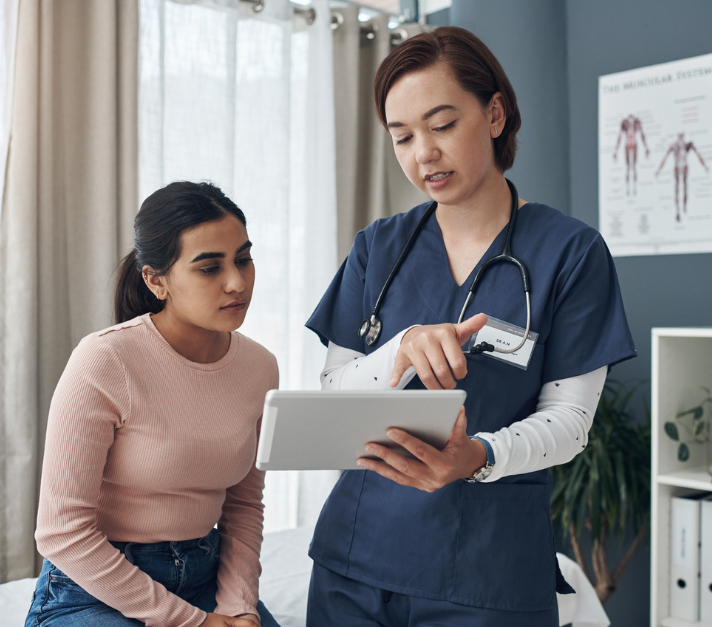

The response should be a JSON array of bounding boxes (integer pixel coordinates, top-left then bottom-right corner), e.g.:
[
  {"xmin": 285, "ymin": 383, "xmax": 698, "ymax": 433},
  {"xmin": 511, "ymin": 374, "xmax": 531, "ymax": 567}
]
[
  {"xmin": 550, "ymin": 380, "xmax": 651, "ymax": 604},
  {"xmin": 662, "ymin": 386, "xmax": 711, "ymax": 468}
]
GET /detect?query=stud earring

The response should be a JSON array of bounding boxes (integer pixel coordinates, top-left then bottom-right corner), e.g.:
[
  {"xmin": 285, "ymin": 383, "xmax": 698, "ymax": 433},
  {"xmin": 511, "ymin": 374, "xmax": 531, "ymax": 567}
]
[{"xmin": 494, "ymin": 126, "xmax": 498, "ymax": 136}]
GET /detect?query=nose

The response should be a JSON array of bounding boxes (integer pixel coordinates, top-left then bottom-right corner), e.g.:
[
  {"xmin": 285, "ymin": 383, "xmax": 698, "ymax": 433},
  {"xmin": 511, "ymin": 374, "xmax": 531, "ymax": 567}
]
[
  {"xmin": 225, "ymin": 265, "xmax": 247, "ymax": 294},
  {"xmin": 415, "ymin": 134, "xmax": 440, "ymax": 165}
]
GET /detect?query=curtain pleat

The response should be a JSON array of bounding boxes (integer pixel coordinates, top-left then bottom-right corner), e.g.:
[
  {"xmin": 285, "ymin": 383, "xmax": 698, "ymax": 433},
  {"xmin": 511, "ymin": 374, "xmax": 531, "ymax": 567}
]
[
  {"xmin": 332, "ymin": 9, "xmax": 429, "ymax": 263},
  {"xmin": 0, "ymin": 0, "xmax": 138, "ymax": 580}
]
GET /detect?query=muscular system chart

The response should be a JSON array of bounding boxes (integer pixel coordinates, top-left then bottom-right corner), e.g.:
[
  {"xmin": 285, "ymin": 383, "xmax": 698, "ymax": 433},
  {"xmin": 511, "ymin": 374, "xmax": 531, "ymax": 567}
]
[{"xmin": 599, "ymin": 53, "xmax": 712, "ymax": 256}]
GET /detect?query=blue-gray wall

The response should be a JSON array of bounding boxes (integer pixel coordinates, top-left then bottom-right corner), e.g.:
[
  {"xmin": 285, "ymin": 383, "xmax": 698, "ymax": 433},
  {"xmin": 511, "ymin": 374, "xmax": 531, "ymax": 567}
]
[
  {"xmin": 567, "ymin": 0, "xmax": 712, "ymax": 385},
  {"xmin": 437, "ymin": 1, "xmax": 712, "ymax": 625},
  {"xmin": 449, "ymin": 0, "xmax": 571, "ymax": 213}
]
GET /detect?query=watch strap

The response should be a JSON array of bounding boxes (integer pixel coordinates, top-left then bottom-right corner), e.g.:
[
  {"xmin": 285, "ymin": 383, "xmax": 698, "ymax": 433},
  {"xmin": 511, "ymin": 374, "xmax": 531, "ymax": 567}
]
[{"xmin": 465, "ymin": 435, "xmax": 495, "ymax": 483}]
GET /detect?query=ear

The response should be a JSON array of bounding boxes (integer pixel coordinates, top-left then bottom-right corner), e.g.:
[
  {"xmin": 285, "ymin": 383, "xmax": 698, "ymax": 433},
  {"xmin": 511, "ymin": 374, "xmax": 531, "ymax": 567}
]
[
  {"xmin": 489, "ymin": 91, "xmax": 507, "ymax": 138},
  {"xmin": 142, "ymin": 265, "xmax": 168, "ymax": 301}
]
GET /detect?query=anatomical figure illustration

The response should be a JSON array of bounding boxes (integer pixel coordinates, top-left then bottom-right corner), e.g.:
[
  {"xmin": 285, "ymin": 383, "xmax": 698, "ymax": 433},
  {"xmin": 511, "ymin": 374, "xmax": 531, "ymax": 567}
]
[
  {"xmin": 655, "ymin": 133, "xmax": 709, "ymax": 221},
  {"xmin": 613, "ymin": 114, "xmax": 650, "ymax": 196}
]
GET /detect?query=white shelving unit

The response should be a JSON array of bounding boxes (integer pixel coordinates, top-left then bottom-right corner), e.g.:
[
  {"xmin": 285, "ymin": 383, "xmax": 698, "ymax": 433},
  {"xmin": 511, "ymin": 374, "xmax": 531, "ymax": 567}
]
[{"xmin": 652, "ymin": 328, "xmax": 712, "ymax": 627}]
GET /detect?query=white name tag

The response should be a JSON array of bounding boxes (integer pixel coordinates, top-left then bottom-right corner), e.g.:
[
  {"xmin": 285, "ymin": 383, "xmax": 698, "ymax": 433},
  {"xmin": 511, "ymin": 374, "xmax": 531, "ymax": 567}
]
[{"xmin": 462, "ymin": 316, "xmax": 538, "ymax": 370}]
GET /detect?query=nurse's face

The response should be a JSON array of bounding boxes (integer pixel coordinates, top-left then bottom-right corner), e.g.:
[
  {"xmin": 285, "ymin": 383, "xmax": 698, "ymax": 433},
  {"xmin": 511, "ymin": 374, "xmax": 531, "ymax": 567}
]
[
  {"xmin": 154, "ymin": 215, "xmax": 255, "ymax": 333},
  {"xmin": 384, "ymin": 62, "xmax": 505, "ymax": 208}
]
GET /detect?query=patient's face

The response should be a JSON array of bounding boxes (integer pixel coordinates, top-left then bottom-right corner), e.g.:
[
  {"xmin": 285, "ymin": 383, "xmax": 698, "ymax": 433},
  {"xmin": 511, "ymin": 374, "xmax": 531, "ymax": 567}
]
[{"xmin": 159, "ymin": 214, "xmax": 255, "ymax": 333}]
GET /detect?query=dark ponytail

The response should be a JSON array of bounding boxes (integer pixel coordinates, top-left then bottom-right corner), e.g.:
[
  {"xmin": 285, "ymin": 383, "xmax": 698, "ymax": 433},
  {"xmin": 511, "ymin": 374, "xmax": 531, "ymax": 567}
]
[{"xmin": 114, "ymin": 181, "xmax": 246, "ymax": 324}]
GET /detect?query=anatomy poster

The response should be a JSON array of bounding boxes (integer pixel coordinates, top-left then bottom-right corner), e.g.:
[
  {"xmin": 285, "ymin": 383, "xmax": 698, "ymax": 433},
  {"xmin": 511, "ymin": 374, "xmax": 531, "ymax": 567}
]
[{"xmin": 599, "ymin": 53, "xmax": 712, "ymax": 256}]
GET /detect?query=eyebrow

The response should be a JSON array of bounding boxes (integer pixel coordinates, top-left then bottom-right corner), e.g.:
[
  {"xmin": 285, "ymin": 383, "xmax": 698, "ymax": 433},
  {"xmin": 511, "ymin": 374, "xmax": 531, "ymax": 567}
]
[
  {"xmin": 190, "ymin": 240, "xmax": 252, "ymax": 263},
  {"xmin": 386, "ymin": 104, "xmax": 457, "ymax": 129}
]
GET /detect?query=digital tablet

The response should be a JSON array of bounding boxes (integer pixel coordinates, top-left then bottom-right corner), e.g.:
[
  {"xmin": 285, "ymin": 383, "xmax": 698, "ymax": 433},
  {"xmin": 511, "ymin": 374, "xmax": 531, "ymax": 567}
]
[{"xmin": 256, "ymin": 389, "xmax": 467, "ymax": 471}]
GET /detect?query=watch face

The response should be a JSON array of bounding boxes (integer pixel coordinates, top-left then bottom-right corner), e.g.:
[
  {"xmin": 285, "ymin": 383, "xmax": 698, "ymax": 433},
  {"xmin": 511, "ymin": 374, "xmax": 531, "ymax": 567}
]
[{"xmin": 474, "ymin": 465, "xmax": 493, "ymax": 482}]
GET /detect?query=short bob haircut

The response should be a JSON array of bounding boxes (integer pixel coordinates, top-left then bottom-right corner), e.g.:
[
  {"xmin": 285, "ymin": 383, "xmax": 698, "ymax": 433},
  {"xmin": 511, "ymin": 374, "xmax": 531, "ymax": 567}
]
[{"xmin": 374, "ymin": 26, "xmax": 521, "ymax": 173}]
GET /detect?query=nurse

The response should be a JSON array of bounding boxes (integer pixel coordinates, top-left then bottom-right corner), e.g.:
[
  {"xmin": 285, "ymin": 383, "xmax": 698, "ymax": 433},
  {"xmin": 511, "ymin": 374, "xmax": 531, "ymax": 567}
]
[{"xmin": 305, "ymin": 26, "xmax": 636, "ymax": 627}]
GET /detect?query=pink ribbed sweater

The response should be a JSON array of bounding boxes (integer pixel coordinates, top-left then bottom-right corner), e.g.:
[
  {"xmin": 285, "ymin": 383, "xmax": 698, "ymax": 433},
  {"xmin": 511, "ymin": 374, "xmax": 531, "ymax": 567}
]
[{"xmin": 35, "ymin": 314, "xmax": 278, "ymax": 627}]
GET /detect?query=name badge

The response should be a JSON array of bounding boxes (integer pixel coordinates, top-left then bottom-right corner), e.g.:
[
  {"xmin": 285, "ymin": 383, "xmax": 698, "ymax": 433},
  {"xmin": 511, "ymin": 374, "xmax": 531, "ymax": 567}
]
[{"xmin": 462, "ymin": 316, "xmax": 538, "ymax": 370}]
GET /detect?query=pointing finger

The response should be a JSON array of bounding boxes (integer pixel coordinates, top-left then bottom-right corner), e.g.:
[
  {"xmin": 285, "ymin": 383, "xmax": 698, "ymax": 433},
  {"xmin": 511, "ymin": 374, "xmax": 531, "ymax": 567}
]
[{"xmin": 453, "ymin": 313, "xmax": 488, "ymax": 346}]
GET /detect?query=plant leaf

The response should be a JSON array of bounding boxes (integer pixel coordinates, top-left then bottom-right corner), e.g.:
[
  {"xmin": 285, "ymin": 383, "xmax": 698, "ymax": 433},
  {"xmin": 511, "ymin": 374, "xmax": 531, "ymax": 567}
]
[
  {"xmin": 678, "ymin": 442, "xmax": 690, "ymax": 462},
  {"xmin": 694, "ymin": 420, "xmax": 705, "ymax": 437},
  {"xmin": 694, "ymin": 406, "xmax": 704, "ymax": 420},
  {"xmin": 664, "ymin": 422, "xmax": 679, "ymax": 441}
]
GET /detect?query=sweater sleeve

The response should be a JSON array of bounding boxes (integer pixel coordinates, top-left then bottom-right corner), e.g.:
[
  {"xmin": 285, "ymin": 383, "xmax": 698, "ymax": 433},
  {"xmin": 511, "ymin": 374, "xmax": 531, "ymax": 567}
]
[
  {"xmin": 214, "ymin": 358, "xmax": 279, "ymax": 620},
  {"xmin": 35, "ymin": 335, "xmax": 207, "ymax": 627}
]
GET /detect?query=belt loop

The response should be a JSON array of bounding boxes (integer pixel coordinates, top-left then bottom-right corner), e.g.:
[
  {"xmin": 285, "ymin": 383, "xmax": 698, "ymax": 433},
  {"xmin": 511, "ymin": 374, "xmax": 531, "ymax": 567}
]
[{"xmin": 124, "ymin": 542, "xmax": 135, "ymax": 565}]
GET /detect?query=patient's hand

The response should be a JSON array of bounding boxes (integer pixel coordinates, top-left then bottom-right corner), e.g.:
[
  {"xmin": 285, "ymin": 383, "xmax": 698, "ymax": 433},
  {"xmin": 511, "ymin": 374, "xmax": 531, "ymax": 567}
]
[{"xmin": 201, "ymin": 613, "xmax": 260, "ymax": 626}]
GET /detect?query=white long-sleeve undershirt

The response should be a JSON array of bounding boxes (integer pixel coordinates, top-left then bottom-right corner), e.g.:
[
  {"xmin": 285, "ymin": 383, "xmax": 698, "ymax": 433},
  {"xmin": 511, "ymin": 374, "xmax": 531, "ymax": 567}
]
[{"xmin": 320, "ymin": 331, "xmax": 606, "ymax": 482}]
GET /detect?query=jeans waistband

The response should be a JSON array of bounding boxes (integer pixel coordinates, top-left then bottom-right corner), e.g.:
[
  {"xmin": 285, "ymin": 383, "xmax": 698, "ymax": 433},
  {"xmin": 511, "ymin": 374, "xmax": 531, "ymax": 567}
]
[{"xmin": 109, "ymin": 527, "xmax": 218, "ymax": 554}]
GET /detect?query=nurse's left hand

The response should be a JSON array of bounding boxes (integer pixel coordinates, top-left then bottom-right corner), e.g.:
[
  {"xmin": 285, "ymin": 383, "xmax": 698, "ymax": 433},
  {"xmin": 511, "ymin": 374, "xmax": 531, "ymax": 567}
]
[{"xmin": 356, "ymin": 408, "xmax": 487, "ymax": 492}]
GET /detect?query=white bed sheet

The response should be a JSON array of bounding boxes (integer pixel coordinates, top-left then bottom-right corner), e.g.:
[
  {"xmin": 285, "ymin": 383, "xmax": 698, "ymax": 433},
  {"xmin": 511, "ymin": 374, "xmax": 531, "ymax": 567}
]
[{"xmin": 0, "ymin": 526, "xmax": 608, "ymax": 627}]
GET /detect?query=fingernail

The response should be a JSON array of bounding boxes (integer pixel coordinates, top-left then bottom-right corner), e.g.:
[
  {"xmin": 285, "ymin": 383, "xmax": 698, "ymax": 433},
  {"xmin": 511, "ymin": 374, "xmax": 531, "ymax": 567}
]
[
  {"xmin": 387, "ymin": 429, "xmax": 400, "ymax": 441},
  {"xmin": 365, "ymin": 445, "xmax": 375, "ymax": 453},
  {"xmin": 357, "ymin": 460, "xmax": 365, "ymax": 467}
]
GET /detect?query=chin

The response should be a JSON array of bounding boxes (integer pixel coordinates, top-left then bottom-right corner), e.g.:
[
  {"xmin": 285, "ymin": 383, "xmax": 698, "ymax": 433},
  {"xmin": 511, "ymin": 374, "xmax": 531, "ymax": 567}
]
[{"xmin": 225, "ymin": 312, "xmax": 249, "ymax": 333}]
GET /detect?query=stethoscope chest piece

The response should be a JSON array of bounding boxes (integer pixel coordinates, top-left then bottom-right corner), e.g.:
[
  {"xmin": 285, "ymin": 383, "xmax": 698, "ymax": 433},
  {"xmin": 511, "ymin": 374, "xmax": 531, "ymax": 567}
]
[{"xmin": 359, "ymin": 315, "xmax": 382, "ymax": 346}]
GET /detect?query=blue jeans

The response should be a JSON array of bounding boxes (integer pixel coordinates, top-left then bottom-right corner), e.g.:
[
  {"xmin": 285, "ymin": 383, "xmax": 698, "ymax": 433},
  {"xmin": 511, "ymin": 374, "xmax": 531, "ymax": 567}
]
[{"xmin": 25, "ymin": 529, "xmax": 280, "ymax": 626}]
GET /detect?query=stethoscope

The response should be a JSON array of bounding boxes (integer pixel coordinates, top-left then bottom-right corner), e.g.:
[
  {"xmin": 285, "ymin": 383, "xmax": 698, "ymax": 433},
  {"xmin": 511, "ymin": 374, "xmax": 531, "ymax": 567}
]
[{"xmin": 358, "ymin": 179, "xmax": 531, "ymax": 355}]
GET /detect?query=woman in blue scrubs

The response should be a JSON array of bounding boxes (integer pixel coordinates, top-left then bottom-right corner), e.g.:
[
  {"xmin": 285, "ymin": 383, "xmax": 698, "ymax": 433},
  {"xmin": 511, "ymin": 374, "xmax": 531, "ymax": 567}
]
[{"xmin": 306, "ymin": 27, "xmax": 636, "ymax": 626}]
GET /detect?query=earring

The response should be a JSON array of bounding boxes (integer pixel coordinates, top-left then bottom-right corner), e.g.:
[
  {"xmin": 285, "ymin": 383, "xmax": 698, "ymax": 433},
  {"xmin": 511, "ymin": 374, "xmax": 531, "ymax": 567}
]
[{"xmin": 494, "ymin": 126, "xmax": 498, "ymax": 136}]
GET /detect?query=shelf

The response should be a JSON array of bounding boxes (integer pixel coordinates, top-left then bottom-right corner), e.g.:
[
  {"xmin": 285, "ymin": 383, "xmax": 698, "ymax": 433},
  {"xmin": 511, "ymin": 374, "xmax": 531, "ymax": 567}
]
[
  {"xmin": 651, "ymin": 329, "xmax": 712, "ymax": 627},
  {"xmin": 653, "ymin": 328, "xmax": 712, "ymax": 339},
  {"xmin": 658, "ymin": 468, "xmax": 712, "ymax": 492},
  {"xmin": 661, "ymin": 617, "xmax": 712, "ymax": 627}
]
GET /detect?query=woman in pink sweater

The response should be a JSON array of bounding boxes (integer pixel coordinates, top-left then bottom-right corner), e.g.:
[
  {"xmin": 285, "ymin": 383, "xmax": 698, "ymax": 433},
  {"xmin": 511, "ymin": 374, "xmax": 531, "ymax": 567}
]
[{"xmin": 25, "ymin": 182, "xmax": 280, "ymax": 627}]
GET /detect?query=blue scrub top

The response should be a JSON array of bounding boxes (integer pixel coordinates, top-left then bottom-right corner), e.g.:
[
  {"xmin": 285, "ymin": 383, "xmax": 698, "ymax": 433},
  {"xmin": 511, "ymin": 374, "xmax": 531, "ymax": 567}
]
[{"xmin": 306, "ymin": 200, "xmax": 636, "ymax": 613}]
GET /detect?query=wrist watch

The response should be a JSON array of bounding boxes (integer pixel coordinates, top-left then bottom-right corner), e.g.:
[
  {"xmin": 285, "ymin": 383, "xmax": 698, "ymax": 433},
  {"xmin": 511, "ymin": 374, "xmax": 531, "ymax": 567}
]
[{"xmin": 465, "ymin": 435, "xmax": 495, "ymax": 483}]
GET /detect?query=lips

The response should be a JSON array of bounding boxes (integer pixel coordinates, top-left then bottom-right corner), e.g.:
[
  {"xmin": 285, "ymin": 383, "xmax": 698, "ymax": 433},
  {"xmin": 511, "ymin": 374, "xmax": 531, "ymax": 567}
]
[
  {"xmin": 221, "ymin": 300, "xmax": 247, "ymax": 312},
  {"xmin": 424, "ymin": 171, "xmax": 453, "ymax": 181},
  {"xmin": 424, "ymin": 171, "xmax": 454, "ymax": 189}
]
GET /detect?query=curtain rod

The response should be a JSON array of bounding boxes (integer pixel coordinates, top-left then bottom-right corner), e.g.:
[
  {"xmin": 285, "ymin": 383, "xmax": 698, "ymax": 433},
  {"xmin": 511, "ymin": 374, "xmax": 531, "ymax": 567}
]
[
  {"xmin": 239, "ymin": 0, "xmax": 410, "ymax": 43},
  {"xmin": 240, "ymin": 0, "xmax": 316, "ymax": 23}
]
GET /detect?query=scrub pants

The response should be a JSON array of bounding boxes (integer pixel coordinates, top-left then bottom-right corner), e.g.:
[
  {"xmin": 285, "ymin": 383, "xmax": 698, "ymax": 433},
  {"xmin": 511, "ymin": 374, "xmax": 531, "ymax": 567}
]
[
  {"xmin": 307, "ymin": 562, "xmax": 559, "ymax": 627},
  {"xmin": 25, "ymin": 529, "xmax": 280, "ymax": 626}
]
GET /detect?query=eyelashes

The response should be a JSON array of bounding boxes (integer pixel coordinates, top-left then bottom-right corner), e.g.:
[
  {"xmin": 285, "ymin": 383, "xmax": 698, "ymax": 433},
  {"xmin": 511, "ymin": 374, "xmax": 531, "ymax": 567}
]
[
  {"xmin": 394, "ymin": 120, "xmax": 458, "ymax": 146},
  {"xmin": 436, "ymin": 120, "xmax": 457, "ymax": 132},
  {"xmin": 199, "ymin": 258, "xmax": 254, "ymax": 276}
]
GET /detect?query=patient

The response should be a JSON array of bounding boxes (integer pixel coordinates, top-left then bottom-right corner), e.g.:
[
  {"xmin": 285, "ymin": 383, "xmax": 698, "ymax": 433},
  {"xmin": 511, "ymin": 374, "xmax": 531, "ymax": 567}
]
[{"xmin": 25, "ymin": 181, "xmax": 280, "ymax": 627}]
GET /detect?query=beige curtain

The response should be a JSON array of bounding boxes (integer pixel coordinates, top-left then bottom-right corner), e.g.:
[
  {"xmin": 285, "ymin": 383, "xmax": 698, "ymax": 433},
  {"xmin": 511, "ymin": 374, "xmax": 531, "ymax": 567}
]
[
  {"xmin": 332, "ymin": 7, "xmax": 429, "ymax": 262},
  {"xmin": 0, "ymin": 0, "xmax": 138, "ymax": 581}
]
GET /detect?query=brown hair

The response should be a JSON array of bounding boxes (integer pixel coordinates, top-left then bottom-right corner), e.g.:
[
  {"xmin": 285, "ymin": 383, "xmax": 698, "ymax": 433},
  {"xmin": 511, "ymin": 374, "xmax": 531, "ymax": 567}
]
[{"xmin": 374, "ymin": 26, "xmax": 521, "ymax": 172}]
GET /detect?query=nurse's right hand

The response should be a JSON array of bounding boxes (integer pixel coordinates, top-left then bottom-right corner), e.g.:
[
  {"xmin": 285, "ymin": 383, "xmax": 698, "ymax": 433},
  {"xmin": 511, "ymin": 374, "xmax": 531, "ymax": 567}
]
[{"xmin": 390, "ymin": 313, "xmax": 488, "ymax": 390}]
